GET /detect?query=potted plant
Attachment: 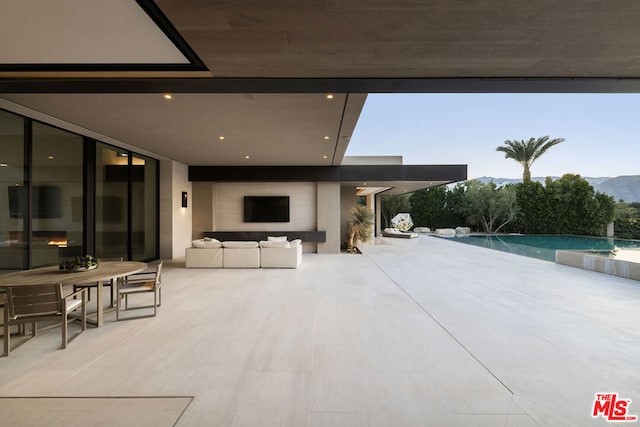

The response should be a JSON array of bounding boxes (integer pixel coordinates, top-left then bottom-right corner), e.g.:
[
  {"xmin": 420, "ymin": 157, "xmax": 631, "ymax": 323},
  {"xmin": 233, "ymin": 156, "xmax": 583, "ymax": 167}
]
[
  {"xmin": 59, "ymin": 255, "xmax": 99, "ymax": 272},
  {"xmin": 347, "ymin": 205, "xmax": 374, "ymax": 253}
]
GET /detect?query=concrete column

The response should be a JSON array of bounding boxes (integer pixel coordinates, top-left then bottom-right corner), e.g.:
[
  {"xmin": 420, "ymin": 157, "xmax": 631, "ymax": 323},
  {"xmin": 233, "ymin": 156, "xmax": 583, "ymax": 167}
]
[
  {"xmin": 340, "ymin": 186, "xmax": 358, "ymax": 249},
  {"xmin": 159, "ymin": 160, "xmax": 173, "ymax": 260},
  {"xmin": 365, "ymin": 193, "xmax": 375, "ymax": 241},
  {"xmin": 159, "ymin": 160, "xmax": 192, "ymax": 261},
  {"xmin": 317, "ymin": 182, "xmax": 341, "ymax": 253},
  {"xmin": 192, "ymin": 182, "xmax": 214, "ymax": 239},
  {"xmin": 607, "ymin": 222, "xmax": 614, "ymax": 237}
]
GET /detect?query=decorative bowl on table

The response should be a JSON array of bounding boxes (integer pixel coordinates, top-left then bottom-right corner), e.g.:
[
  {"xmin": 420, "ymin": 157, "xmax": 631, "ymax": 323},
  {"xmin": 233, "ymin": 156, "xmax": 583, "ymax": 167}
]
[{"xmin": 59, "ymin": 255, "xmax": 99, "ymax": 272}]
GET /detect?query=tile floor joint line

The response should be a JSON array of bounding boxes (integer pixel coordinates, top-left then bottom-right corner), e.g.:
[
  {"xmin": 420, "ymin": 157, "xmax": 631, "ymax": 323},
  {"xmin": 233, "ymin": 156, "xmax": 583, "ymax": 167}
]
[
  {"xmin": 173, "ymin": 396, "xmax": 195, "ymax": 427},
  {"xmin": 362, "ymin": 250, "xmax": 516, "ymax": 396}
]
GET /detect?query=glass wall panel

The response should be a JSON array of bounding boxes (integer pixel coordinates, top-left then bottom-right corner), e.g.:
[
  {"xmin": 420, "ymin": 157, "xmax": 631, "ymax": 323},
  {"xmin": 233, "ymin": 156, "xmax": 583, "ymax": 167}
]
[
  {"xmin": 95, "ymin": 143, "xmax": 129, "ymax": 259},
  {"xmin": 31, "ymin": 123, "xmax": 83, "ymax": 267},
  {"xmin": 0, "ymin": 108, "xmax": 160, "ymax": 270},
  {"xmin": 131, "ymin": 154, "xmax": 158, "ymax": 261},
  {"xmin": 0, "ymin": 111, "xmax": 25, "ymax": 271}
]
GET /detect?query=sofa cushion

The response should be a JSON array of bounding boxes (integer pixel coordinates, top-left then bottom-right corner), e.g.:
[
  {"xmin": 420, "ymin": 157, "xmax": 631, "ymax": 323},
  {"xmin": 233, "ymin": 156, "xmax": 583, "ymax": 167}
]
[
  {"xmin": 222, "ymin": 241, "xmax": 259, "ymax": 248},
  {"xmin": 289, "ymin": 239, "xmax": 302, "ymax": 247},
  {"xmin": 186, "ymin": 247, "xmax": 223, "ymax": 268},
  {"xmin": 192, "ymin": 239, "xmax": 222, "ymax": 248},
  {"xmin": 260, "ymin": 240, "xmax": 291, "ymax": 248},
  {"xmin": 383, "ymin": 228, "xmax": 403, "ymax": 235},
  {"xmin": 260, "ymin": 244, "xmax": 302, "ymax": 268},
  {"xmin": 223, "ymin": 246, "xmax": 260, "ymax": 268},
  {"xmin": 267, "ymin": 236, "xmax": 288, "ymax": 242}
]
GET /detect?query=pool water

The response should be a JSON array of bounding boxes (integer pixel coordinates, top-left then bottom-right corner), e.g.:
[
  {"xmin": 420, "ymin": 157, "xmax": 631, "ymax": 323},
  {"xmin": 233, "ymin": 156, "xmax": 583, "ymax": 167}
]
[{"xmin": 447, "ymin": 234, "xmax": 640, "ymax": 262}]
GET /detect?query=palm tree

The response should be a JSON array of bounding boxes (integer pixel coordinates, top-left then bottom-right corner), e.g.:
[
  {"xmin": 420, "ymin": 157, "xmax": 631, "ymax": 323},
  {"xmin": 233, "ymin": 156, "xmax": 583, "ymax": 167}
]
[
  {"xmin": 347, "ymin": 205, "xmax": 375, "ymax": 252},
  {"xmin": 496, "ymin": 136, "xmax": 565, "ymax": 182}
]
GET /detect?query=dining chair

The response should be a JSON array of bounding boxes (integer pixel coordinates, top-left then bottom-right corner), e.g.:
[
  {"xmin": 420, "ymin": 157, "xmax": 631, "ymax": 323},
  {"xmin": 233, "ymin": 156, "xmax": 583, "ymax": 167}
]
[
  {"xmin": 116, "ymin": 260, "xmax": 163, "ymax": 320},
  {"xmin": 73, "ymin": 257, "xmax": 124, "ymax": 306},
  {"xmin": 3, "ymin": 284, "xmax": 86, "ymax": 356}
]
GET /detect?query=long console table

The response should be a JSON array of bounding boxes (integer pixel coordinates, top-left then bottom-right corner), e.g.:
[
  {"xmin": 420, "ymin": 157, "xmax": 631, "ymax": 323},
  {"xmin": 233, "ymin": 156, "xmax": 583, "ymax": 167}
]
[{"xmin": 203, "ymin": 231, "xmax": 326, "ymax": 243}]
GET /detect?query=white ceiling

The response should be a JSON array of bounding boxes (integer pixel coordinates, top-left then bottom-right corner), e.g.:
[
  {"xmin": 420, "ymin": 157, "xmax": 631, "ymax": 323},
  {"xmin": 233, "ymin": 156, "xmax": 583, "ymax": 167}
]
[
  {"xmin": 1, "ymin": 93, "xmax": 367, "ymax": 166},
  {"xmin": 0, "ymin": 0, "xmax": 187, "ymax": 64}
]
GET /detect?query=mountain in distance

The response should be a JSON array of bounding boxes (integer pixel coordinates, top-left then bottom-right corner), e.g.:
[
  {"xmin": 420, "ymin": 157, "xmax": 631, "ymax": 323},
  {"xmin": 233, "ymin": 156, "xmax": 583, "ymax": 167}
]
[
  {"xmin": 473, "ymin": 175, "xmax": 640, "ymax": 203},
  {"xmin": 596, "ymin": 176, "xmax": 640, "ymax": 203}
]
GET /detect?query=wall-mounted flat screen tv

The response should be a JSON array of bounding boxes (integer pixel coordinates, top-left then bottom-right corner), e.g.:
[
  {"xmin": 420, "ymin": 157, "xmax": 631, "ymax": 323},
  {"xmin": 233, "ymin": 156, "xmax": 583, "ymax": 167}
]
[
  {"xmin": 244, "ymin": 196, "xmax": 290, "ymax": 222},
  {"xmin": 8, "ymin": 185, "xmax": 62, "ymax": 219}
]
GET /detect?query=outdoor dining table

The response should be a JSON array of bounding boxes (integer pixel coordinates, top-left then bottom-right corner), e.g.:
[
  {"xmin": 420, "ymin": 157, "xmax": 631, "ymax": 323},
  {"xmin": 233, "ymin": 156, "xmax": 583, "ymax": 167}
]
[{"xmin": 0, "ymin": 261, "xmax": 147, "ymax": 327}]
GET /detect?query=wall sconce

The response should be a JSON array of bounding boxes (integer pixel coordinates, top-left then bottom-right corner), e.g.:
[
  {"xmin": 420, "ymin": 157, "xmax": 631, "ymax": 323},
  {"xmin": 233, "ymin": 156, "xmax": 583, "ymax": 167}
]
[{"xmin": 181, "ymin": 191, "xmax": 188, "ymax": 208}]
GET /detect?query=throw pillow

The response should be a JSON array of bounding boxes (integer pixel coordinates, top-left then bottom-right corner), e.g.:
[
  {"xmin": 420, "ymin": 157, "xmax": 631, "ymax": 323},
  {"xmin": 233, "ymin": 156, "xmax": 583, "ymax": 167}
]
[
  {"xmin": 259, "ymin": 240, "xmax": 291, "ymax": 248},
  {"xmin": 222, "ymin": 241, "xmax": 259, "ymax": 248},
  {"xmin": 192, "ymin": 239, "xmax": 222, "ymax": 248},
  {"xmin": 267, "ymin": 236, "xmax": 288, "ymax": 242},
  {"xmin": 289, "ymin": 239, "xmax": 302, "ymax": 247}
]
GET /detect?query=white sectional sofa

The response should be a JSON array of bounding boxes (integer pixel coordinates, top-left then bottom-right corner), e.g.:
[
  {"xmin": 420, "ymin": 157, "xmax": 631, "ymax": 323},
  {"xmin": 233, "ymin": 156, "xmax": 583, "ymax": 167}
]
[
  {"xmin": 222, "ymin": 241, "xmax": 260, "ymax": 268},
  {"xmin": 186, "ymin": 237, "xmax": 302, "ymax": 269},
  {"xmin": 260, "ymin": 239, "xmax": 302, "ymax": 268},
  {"xmin": 185, "ymin": 239, "xmax": 223, "ymax": 268}
]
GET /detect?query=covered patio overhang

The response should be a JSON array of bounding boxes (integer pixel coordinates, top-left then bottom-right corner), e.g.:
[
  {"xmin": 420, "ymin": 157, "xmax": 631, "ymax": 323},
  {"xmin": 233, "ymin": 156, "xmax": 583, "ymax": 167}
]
[{"xmin": 188, "ymin": 164, "xmax": 467, "ymax": 190}]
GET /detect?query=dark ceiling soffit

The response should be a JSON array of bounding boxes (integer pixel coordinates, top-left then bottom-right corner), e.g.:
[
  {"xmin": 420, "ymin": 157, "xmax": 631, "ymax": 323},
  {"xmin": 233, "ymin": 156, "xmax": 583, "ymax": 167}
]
[
  {"xmin": 0, "ymin": 0, "xmax": 207, "ymax": 73},
  {"xmin": 2, "ymin": 78, "xmax": 640, "ymax": 94},
  {"xmin": 134, "ymin": 0, "xmax": 207, "ymax": 70},
  {"xmin": 0, "ymin": 63, "xmax": 208, "ymax": 72},
  {"xmin": 188, "ymin": 165, "xmax": 468, "ymax": 183}
]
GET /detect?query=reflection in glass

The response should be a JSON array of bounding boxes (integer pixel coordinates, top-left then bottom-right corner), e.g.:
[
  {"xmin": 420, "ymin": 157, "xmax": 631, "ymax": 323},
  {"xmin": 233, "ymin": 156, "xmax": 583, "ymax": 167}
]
[
  {"xmin": 131, "ymin": 154, "xmax": 158, "ymax": 261},
  {"xmin": 96, "ymin": 143, "xmax": 129, "ymax": 259},
  {"xmin": 0, "ymin": 110, "xmax": 25, "ymax": 270},
  {"xmin": 31, "ymin": 122, "xmax": 83, "ymax": 267}
]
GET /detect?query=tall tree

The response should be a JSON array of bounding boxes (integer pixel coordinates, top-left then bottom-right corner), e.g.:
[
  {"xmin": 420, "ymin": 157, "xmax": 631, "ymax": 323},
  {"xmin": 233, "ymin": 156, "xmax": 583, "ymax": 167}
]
[
  {"xmin": 496, "ymin": 136, "xmax": 565, "ymax": 181},
  {"xmin": 459, "ymin": 181, "xmax": 518, "ymax": 233},
  {"xmin": 380, "ymin": 194, "xmax": 410, "ymax": 228}
]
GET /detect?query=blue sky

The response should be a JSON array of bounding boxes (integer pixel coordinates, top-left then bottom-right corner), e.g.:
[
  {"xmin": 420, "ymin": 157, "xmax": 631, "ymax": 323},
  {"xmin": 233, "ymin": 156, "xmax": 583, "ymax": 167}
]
[{"xmin": 346, "ymin": 94, "xmax": 640, "ymax": 179}]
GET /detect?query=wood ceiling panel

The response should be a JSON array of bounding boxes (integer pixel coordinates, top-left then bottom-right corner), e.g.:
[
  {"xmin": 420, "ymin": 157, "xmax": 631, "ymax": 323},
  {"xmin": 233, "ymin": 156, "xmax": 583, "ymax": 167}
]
[{"xmin": 156, "ymin": 0, "xmax": 640, "ymax": 78}]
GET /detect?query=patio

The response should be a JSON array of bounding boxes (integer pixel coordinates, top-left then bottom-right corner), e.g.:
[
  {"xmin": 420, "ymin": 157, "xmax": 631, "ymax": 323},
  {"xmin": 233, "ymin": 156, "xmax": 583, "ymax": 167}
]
[{"xmin": 1, "ymin": 235, "xmax": 639, "ymax": 426}]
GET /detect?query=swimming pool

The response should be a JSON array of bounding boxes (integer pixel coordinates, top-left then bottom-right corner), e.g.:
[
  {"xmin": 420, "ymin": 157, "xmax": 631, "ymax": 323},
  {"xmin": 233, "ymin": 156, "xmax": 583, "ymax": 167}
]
[{"xmin": 448, "ymin": 234, "xmax": 640, "ymax": 262}]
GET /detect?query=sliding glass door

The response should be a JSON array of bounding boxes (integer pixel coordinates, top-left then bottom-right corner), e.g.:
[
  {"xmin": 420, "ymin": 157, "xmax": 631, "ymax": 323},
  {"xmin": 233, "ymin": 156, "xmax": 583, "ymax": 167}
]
[
  {"xmin": 0, "ymin": 107, "xmax": 160, "ymax": 271},
  {"xmin": 0, "ymin": 111, "xmax": 26, "ymax": 271},
  {"xmin": 131, "ymin": 154, "xmax": 158, "ymax": 261},
  {"xmin": 95, "ymin": 143, "xmax": 129, "ymax": 259},
  {"xmin": 31, "ymin": 122, "xmax": 84, "ymax": 267}
]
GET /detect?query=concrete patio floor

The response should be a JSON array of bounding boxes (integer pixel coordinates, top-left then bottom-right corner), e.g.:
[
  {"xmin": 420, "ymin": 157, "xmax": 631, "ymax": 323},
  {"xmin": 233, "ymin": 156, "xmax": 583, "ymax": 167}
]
[{"xmin": 1, "ymin": 235, "xmax": 639, "ymax": 426}]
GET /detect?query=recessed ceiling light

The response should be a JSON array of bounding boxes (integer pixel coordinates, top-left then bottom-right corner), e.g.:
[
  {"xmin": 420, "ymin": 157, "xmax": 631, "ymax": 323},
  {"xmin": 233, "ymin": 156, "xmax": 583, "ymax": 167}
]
[
  {"xmin": 164, "ymin": 94, "xmax": 172, "ymax": 100},
  {"xmin": 245, "ymin": 155, "xmax": 250, "ymax": 159},
  {"xmin": 326, "ymin": 94, "xmax": 334, "ymax": 100},
  {"xmin": 363, "ymin": 182, "xmax": 367, "ymax": 185},
  {"xmin": 218, "ymin": 136, "xmax": 225, "ymax": 140},
  {"xmin": 323, "ymin": 136, "xmax": 330, "ymax": 140},
  {"xmin": 323, "ymin": 155, "xmax": 328, "ymax": 159},
  {"xmin": 0, "ymin": 163, "xmax": 7, "ymax": 167},
  {"xmin": 48, "ymin": 155, "xmax": 54, "ymax": 160}
]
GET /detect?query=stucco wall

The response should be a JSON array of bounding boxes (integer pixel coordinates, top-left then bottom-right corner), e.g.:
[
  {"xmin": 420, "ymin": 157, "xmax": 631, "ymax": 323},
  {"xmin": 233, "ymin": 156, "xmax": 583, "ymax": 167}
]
[
  {"xmin": 340, "ymin": 186, "xmax": 357, "ymax": 248},
  {"xmin": 317, "ymin": 182, "xmax": 341, "ymax": 253},
  {"xmin": 159, "ymin": 160, "xmax": 192, "ymax": 261},
  {"xmin": 212, "ymin": 182, "xmax": 317, "ymax": 231}
]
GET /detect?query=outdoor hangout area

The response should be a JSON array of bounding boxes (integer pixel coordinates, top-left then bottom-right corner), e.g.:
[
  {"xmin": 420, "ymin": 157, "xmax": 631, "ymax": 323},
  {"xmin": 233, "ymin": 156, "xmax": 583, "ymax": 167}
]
[
  {"xmin": 1, "ymin": 259, "xmax": 163, "ymax": 356},
  {"xmin": 186, "ymin": 237, "xmax": 303, "ymax": 269},
  {"xmin": 3, "ymin": 1, "xmax": 640, "ymax": 425},
  {"xmin": 1, "ymin": 236, "xmax": 639, "ymax": 425}
]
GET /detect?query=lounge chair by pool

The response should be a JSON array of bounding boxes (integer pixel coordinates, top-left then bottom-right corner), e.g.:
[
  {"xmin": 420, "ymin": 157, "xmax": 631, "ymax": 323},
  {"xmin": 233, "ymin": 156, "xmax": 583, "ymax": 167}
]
[{"xmin": 382, "ymin": 228, "xmax": 419, "ymax": 239}]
